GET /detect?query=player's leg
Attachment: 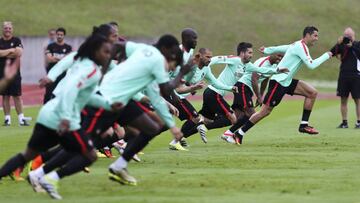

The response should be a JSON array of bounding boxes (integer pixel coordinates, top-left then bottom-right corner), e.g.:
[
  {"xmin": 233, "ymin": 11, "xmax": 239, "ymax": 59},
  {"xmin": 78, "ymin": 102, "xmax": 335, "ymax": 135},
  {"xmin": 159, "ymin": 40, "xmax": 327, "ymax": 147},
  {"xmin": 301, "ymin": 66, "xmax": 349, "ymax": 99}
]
[
  {"xmin": 0, "ymin": 124, "xmax": 58, "ymax": 179},
  {"xmin": 233, "ymin": 80, "xmax": 285, "ymax": 144},
  {"xmin": 168, "ymin": 98, "xmax": 197, "ymax": 149},
  {"xmin": 2, "ymin": 95, "xmax": 11, "ymax": 126},
  {"xmin": 38, "ymin": 130, "xmax": 97, "ymax": 200},
  {"xmin": 292, "ymin": 80, "xmax": 319, "ymax": 134},
  {"xmin": 109, "ymin": 101, "xmax": 161, "ymax": 185},
  {"xmin": 223, "ymin": 82, "xmax": 255, "ymax": 141}
]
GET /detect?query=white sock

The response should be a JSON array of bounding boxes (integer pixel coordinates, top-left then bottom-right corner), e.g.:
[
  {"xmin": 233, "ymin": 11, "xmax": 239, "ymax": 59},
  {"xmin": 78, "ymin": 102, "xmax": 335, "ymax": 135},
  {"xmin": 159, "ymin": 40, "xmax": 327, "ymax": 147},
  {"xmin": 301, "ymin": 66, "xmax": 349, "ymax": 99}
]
[
  {"xmin": 5, "ymin": 115, "xmax": 10, "ymax": 121},
  {"xmin": 47, "ymin": 171, "xmax": 60, "ymax": 181},
  {"xmin": 300, "ymin": 121, "xmax": 309, "ymax": 125},
  {"xmin": 111, "ymin": 156, "xmax": 128, "ymax": 170},
  {"xmin": 170, "ymin": 139, "xmax": 177, "ymax": 145},
  {"xmin": 32, "ymin": 167, "xmax": 45, "ymax": 177},
  {"xmin": 237, "ymin": 129, "xmax": 245, "ymax": 136},
  {"xmin": 104, "ymin": 146, "xmax": 110, "ymax": 150},
  {"xmin": 18, "ymin": 113, "xmax": 24, "ymax": 121}
]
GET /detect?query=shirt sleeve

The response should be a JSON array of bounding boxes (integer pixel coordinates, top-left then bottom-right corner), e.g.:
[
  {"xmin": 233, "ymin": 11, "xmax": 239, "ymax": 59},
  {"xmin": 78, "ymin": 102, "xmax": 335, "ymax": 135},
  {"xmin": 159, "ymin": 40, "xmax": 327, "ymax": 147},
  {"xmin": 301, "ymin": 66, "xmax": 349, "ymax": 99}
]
[
  {"xmin": 263, "ymin": 44, "xmax": 290, "ymax": 55},
  {"xmin": 152, "ymin": 56, "xmax": 170, "ymax": 84},
  {"xmin": 145, "ymin": 83, "xmax": 175, "ymax": 128},
  {"xmin": 14, "ymin": 37, "xmax": 23, "ymax": 49},
  {"xmin": 245, "ymin": 62, "xmax": 278, "ymax": 74},
  {"xmin": 209, "ymin": 55, "xmax": 239, "ymax": 66},
  {"xmin": 132, "ymin": 92, "xmax": 145, "ymax": 101},
  {"xmin": 296, "ymin": 43, "xmax": 330, "ymax": 70},
  {"xmin": 86, "ymin": 93, "xmax": 112, "ymax": 111},
  {"xmin": 45, "ymin": 44, "xmax": 52, "ymax": 55},
  {"xmin": 47, "ymin": 52, "xmax": 76, "ymax": 81},
  {"xmin": 204, "ymin": 67, "xmax": 233, "ymax": 91}
]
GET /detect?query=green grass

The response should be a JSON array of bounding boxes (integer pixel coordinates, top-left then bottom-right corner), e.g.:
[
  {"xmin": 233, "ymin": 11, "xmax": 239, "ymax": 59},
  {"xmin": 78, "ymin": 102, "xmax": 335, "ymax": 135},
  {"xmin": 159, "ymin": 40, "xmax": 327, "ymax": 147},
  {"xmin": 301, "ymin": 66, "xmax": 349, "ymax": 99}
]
[
  {"xmin": 0, "ymin": 99, "xmax": 360, "ymax": 203},
  {"xmin": 1, "ymin": 0, "xmax": 360, "ymax": 80}
]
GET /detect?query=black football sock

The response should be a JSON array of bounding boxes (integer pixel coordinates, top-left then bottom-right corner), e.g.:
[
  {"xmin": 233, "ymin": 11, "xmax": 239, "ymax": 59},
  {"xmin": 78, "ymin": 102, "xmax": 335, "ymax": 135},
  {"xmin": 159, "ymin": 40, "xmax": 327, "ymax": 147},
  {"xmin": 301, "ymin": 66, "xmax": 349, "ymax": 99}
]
[
  {"xmin": 41, "ymin": 146, "xmax": 62, "ymax": 162},
  {"xmin": 182, "ymin": 120, "xmax": 198, "ymax": 138},
  {"xmin": 0, "ymin": 153, "xmax": 26, "ymax": 178},
  {"xmin": 122, "ymin": 133, "xmax": 154, "ymax": 162},
  {"xmin": 43, "ymin": 150, "xmax": 74, "ymax": 174},
  {"xmin": 56, "ymin": 155, "xmax": 93, "ymax": 179},
  {"xmin": 229, "ymin": 115, "xmax": 250, "ymax": 133},
  {"xmin": 342, "ymin": 120, "xmax": 348, "ymax": 124},
  {"xmin": 238, "ymin": 120, "xmax": 255, "ymax": 135},
  {"xmin": 205, "ymin": 117, "xmax": 232, "ymax": 130},
  {"xmin": 300, "ymin": 109, "xmax": 312, "ymax": 128}
]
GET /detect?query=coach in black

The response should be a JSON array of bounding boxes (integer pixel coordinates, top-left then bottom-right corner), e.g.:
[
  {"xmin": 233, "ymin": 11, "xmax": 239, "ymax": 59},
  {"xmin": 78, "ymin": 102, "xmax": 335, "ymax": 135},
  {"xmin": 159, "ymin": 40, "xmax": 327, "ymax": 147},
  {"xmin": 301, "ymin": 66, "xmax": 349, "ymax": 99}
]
[
  {"xmin": 43, "ymin": 27, "xmax": 72, "ymax": 103},
  {"xmin": 0, "ymin": 21, "xmax": 30, "ymax": 126},
  {"xmin": 330, "ymin": 27, "xmax": 360, "ymax": 129}
]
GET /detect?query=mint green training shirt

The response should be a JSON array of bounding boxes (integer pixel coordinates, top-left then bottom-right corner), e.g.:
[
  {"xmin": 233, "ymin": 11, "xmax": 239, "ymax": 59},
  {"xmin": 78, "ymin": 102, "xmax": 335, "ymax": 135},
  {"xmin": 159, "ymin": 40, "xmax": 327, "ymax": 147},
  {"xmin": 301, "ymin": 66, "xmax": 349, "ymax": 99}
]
[
  {"xmin": 208, "ymin": 55, "xmax": 279, "ymax": 96},
  {"xmin": 264, "ymin": 40, "xmax": 330, "ymax": 87},
  {"xmin": 37, "ymin": 58, "xmax": 110, "ymax": 131},
  {"xmin": 238, "ymin": 56, "xmax": 277, "ymax": 93}
]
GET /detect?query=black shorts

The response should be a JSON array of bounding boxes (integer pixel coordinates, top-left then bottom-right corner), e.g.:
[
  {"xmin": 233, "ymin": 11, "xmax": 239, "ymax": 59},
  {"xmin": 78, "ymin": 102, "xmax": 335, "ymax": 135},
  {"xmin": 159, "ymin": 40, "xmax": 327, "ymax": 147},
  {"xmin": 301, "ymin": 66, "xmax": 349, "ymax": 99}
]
[
  {"xmin": 263, "ymin": 79, "xmax": 299, "ymax": 107},
  {"xmin": 232, "ymin": 82, "xmax": 254, "ymax": 110},
  {"xmin": 136, "ymin": 101, "xmax": 155, "ymax": 112},
  {"xmin": 0, "ymin": 77, "xmax": 21, "ymax": 96},
  {"xmin": 28, "ymin": 123, "xmax": 93, "ymax": 154},
  {"xmin": 81, "ymin": 100, "xmax": 145, "ymax": 137},
  {"xmin": 337, "ymin": 76, "xmax": 360, "ymax": 99},
  {"xmin": 199, "ymin": 88, "xmax": 233, "ymax": 120},
  {"xmin": 168, "ymin": 95, "xmax": 198, "ymax": 121}
]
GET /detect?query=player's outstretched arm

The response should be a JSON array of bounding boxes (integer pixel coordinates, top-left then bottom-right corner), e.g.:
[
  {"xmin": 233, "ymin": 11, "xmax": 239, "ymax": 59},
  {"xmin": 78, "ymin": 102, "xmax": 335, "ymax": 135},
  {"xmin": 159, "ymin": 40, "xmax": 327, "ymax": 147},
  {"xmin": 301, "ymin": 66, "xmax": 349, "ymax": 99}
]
[
  {"xmin": 262, "ymin": 44, "xmax": 290, "ymax": 55},
  {"xmin": 297, "ymin": 43, "xmax": 332, "ymax": 69}
]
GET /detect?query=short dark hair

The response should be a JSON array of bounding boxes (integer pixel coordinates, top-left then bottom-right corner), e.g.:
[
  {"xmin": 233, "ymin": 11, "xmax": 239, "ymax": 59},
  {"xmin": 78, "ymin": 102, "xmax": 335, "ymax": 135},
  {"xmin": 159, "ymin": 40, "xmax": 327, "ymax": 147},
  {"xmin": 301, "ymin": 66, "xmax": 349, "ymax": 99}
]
[
  {"xmin": 237, "ymin": 42, "xmax": 252, "ymax": 55},
  {"xmin": 109, "ymin": 21, "xmax": 118, "ymax": 27},
  {"xmin": 56, "ymin": 27, "xmax": 66, "ymax": 35},
  {"xmin": 198, "ymin": 47, "xmax": 211, "ymax": 54},
  {"xmin": 303, "ymin": 26, "xmax": 318, "ymax": 37},
  {"xmin": 92, "ymin": 24, "xmax": 113, "ymax": 39},
  {"xmin": 155, "ymin": 34, "xmax": 179, "ymax": 49}
]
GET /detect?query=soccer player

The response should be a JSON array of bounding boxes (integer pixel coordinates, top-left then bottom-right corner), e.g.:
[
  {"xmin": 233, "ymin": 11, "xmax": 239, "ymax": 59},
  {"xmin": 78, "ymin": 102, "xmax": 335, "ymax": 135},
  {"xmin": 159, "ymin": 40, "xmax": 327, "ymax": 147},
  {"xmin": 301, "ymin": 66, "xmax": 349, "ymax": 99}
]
[
  {"xmin": 0, "ymin": 33, "xmax": 114, "ymax": 200},
  {"xmin": 31, "ymin": 35, "xmax": 192, "ymax": 188},
  {"xmin": 167, "ymin": 28, "xmax": 202, "ymax": 150},
  {"xmin": 43, "ymin": 27, "xmax": 72, "ymax": 103},
  {"xmin": 221, "ymin": 54, "xmax": 283, "ymax": 143},
  {"xmin": 181, "ymin": 42, "xmax": 286, "ymax": 139},
  {"xmin": 233, "ymin": 26, "xmax": 333, "ymax": 144},
  {"xmin": 169, "ymin": 48, "xmax": 238, "ymax": 147}
]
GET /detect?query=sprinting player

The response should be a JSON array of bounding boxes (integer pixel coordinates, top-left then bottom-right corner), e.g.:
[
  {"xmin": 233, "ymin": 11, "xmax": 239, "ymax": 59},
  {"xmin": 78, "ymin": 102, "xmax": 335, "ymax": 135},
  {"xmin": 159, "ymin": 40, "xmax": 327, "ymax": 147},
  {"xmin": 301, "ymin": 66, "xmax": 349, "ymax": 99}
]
[
  {"xmin": 233, "ymin": 26, "xmax": 333, "ymax": 144},
  {"xmin": 167, "ymin": 28, "xmax": 202, "ymax": 150},
  {"xmin": 0, "ymin": 33, "xmax": 114, "ymax": 200},
  {"xmin": 181, "ymin": 42, "xmax": 286, "ymax": 139},
  {"xmin": 221, "ymin": 54, "xmax": 283, "ymax": 143},
  {"xmin": 169, "ymin": 48, "xmax": 238, "ymax": 148},
  {"xmin": 30, "ymin": 35, "xmax": 192, "ymax": 188},
  {"xmin": 25, "ymin": 24, "xmax": 118, "ymax": 174},
  {"xmin": 43, "ymin": 27, "xmax": 72, "ymax": 103}
]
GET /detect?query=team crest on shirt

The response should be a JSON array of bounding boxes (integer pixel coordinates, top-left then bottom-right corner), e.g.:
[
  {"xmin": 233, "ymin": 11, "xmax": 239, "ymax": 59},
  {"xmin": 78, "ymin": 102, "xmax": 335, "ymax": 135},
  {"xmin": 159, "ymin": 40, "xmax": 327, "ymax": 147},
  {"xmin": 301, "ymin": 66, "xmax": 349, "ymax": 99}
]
[
  {"xmin": 10, "ymin": 43, "xmax": 14, "ymax": 47},
  {"xmin": 272, "ymin": 101, "xmax": 276, "ymax": 105},
  {"xmin": 63, "ymin": 49, "xmax": 66, "ymax": 53}
]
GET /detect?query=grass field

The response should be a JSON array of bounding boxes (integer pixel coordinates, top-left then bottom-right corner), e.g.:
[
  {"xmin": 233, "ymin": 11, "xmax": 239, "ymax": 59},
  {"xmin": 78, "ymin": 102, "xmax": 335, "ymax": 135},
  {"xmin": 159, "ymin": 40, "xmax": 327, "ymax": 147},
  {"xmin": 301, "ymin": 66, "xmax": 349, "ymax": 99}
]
[
  {"xmin": 0, "ymin": 99, "xmax": 359, "ymax": 203},
  {"xmin": 1, "ymin": 0, "xmax": 360, "ymax": 80}
]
